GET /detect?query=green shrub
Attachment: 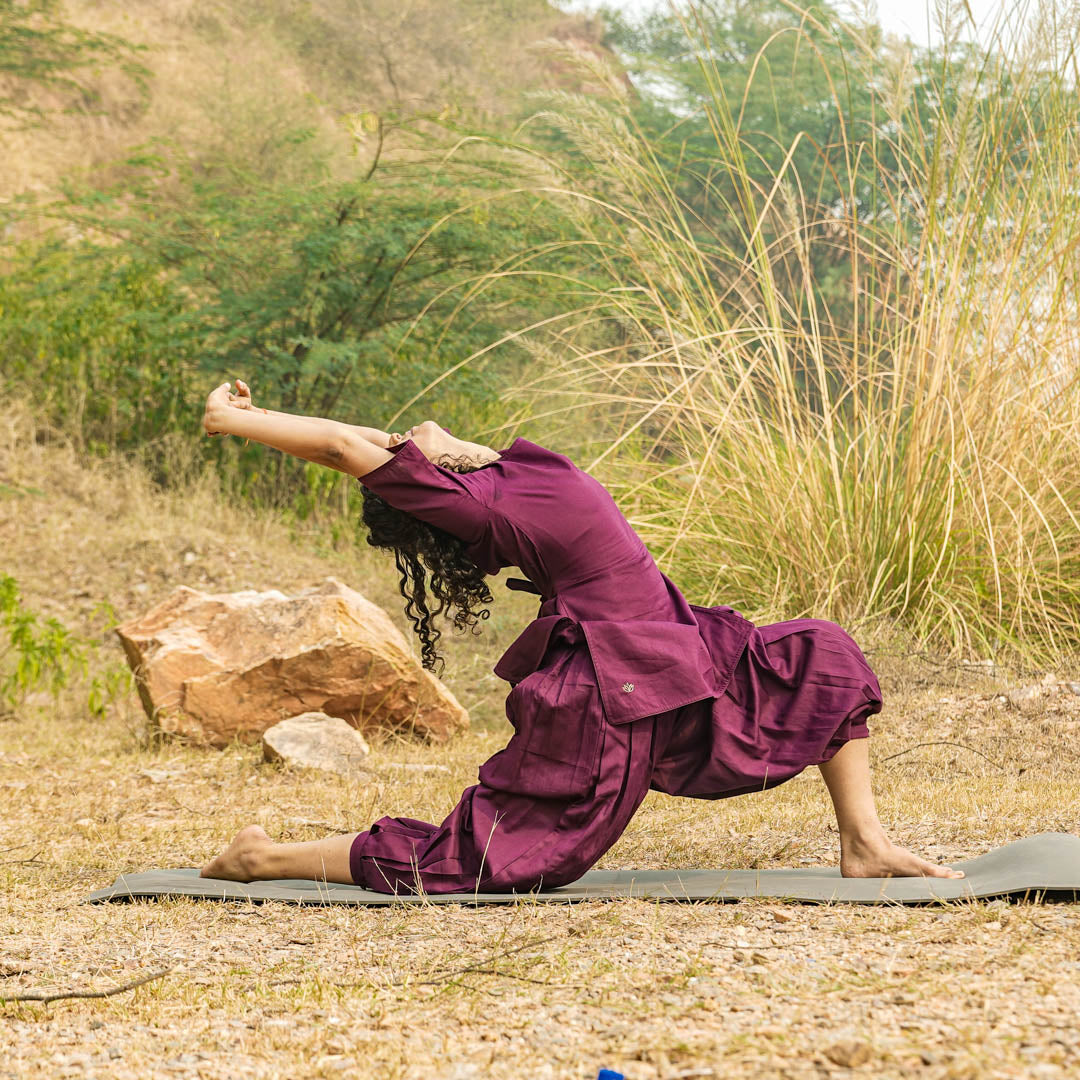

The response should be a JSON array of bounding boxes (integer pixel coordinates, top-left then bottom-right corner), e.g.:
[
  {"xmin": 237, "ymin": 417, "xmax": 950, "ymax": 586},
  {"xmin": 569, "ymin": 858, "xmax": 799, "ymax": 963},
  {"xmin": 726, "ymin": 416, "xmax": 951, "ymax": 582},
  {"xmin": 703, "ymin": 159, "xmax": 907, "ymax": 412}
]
[{"xmin": 0, "ymin": 573, "xmax": 85, "ymax": 714}]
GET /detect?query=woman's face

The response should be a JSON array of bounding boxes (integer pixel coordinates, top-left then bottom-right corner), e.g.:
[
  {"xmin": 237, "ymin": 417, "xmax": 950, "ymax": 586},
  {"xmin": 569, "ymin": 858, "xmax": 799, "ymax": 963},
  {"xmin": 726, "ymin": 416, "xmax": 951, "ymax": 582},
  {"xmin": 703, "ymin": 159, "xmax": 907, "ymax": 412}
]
[{"xmin": 389, "ymin": 420, "xmax": 486, "ymax": 462}]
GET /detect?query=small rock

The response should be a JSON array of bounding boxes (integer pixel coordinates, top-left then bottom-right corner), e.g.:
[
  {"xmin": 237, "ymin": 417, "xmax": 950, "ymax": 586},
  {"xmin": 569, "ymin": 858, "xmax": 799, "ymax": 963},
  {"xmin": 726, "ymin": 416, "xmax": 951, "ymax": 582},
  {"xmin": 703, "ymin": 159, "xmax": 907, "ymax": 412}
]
[
  {"xmin": 823, "ymin": 1040, "xmax": 872, "ymax": 1067},
  {"xmin": 262, "ymin": 712, "xmax": 371, "ymax": 776},
  {"xmin": 750, "ymin": 951, "xmax": 771, "ymax": 965},
  {"xmin": 919, "ymin": 1050, "xmax": 939, "ymax": 1066},
  {"xmin": 771, "ymin": 909, "xmax": 795, "ymax": 923},
  {"xmin": 183, "ymin": 550, "xmax": 198, "ymax": 565},
  {"xmin": 74, "ymin": 818, "xmax": 95, "ymax": 834},
  {"xmin": 1067, "ymin": 681, "xmax": 1080, "ymax": 696},
  {"xmin": 138, "ymin": 768, "xmax": 174, "ymax": 783},
  {"xmin": 1007, "ymin": 684, "xmax": 1044, "ymax": 707}
]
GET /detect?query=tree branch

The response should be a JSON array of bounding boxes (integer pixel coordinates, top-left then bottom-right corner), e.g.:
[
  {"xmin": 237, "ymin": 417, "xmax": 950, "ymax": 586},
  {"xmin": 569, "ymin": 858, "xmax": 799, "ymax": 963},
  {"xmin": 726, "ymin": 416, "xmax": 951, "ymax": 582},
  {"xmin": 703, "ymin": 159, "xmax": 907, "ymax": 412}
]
[{"xmin": 1, "ymin": 967, "xmax": 171, "ymax": 1005}]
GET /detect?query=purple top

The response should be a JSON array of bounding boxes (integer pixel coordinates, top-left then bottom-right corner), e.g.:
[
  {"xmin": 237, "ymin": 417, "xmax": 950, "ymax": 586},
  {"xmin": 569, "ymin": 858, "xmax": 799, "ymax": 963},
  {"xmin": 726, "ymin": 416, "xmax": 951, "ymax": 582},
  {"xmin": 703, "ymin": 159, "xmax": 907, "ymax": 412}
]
[{"xmin": 358, "ymin": 436, "xmax": 753, "ymax": 724}]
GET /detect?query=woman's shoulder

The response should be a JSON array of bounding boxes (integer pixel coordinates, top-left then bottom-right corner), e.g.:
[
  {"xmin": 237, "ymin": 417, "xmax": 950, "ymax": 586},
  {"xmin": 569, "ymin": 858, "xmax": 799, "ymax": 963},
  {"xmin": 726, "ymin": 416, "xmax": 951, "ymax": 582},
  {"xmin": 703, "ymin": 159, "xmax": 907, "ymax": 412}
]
[{"xmin": 495, "ymin": 437, "xmax": 578, "ymax": 471}]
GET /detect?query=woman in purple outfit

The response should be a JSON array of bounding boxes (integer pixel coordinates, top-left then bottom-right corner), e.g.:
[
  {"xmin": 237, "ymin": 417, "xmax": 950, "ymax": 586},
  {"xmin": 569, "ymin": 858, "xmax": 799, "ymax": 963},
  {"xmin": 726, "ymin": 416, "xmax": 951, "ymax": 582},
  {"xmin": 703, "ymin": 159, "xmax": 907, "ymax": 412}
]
[{"xmin": 200, "ymin": 380, "xmax": 964, "ymax": 888}]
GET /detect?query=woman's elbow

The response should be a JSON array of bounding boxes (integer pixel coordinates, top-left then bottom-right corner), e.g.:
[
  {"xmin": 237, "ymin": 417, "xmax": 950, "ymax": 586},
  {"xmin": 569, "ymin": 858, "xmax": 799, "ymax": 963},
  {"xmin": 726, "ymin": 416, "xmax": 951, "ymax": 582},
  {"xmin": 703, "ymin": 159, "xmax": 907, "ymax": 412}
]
[
  {"xmin": 318, "ymin": 424, "xmax": 352, "ymax": 470},
  {"xmin": 320, "ymin": 429, "xmax": 378, "ymax": 476}
]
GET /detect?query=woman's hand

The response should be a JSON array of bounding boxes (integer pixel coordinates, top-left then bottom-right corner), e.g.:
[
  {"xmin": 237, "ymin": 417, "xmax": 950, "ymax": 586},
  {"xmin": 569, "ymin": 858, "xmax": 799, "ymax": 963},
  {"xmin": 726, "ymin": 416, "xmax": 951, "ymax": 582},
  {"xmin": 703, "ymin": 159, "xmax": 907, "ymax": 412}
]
[
  {"xmin": 203, "ymin": 382, "xmax": 233, "ymax": 436},
  {"xmin": 203, "ymin": 378, "xmax": 266, "ymax": 436},
  {"xmin": 232, "ymin": 378, "xmax": 264, "ymax": 413}
]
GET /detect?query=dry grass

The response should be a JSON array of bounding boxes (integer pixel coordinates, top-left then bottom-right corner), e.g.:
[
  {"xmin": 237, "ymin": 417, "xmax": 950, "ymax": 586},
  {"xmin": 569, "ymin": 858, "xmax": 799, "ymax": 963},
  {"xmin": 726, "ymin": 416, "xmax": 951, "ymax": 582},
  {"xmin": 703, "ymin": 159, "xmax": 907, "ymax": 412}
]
[
  {"xmin": 3, "ymin": 410, "xmax": 1080, "ymax": 1079},
  {"xmin": 463, "ymin": 5, "xmax": 1080, "ymax": 663}
]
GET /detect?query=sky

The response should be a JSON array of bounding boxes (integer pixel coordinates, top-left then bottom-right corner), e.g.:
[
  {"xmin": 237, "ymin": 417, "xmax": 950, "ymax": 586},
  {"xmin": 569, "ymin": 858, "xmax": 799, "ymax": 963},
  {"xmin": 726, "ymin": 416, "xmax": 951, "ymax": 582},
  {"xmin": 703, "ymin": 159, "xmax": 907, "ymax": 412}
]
[{"xmin": 553, "ymin": 0, "xmax": 1036, "ymax": 48}]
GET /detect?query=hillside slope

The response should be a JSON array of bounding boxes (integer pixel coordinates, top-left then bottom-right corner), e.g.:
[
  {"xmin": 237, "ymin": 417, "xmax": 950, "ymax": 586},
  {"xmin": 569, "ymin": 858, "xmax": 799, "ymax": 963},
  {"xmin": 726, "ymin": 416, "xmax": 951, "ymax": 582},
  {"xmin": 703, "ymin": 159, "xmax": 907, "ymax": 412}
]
[{"xmin": 2, "ymin": 0, "xmax": 624, "ymax": 199}]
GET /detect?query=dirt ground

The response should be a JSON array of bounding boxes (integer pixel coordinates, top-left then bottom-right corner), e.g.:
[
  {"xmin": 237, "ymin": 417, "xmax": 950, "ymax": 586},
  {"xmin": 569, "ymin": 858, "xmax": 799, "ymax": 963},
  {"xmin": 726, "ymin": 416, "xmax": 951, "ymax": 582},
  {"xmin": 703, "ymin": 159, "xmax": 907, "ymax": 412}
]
[{"xmin": 3, "ymin": 415, "xmax": 1080, "ymax": 1079}]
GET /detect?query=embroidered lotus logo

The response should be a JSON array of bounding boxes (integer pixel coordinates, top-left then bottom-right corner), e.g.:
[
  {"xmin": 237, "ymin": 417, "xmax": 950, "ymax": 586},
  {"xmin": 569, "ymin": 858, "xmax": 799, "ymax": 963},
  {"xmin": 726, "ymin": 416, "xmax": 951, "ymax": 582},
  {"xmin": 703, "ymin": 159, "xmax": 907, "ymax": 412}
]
[{"xmin": 621, "ymin": 682, "xmax": 635, "ymax": 693}]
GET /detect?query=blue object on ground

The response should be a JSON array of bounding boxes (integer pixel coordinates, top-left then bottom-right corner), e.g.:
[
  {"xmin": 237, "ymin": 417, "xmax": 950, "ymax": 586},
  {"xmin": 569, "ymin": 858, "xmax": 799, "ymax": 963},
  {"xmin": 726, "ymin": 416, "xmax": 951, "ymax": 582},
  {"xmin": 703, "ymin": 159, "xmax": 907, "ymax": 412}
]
[{"xmin": 597, "ymin": 1071, "xmax": 624, "ymax": 1080}]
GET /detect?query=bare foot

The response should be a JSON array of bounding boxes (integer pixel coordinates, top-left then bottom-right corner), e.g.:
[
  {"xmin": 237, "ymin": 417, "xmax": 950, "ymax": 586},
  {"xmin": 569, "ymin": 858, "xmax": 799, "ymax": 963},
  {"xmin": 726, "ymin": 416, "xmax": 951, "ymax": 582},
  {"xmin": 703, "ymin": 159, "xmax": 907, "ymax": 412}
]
[
  {"xmin": 200, "ymin": 824, "xmax": 273, "ymax": 881},
  {"xmin": 841, "ymin": 837, "xmax": 965, "ymax": 879}
]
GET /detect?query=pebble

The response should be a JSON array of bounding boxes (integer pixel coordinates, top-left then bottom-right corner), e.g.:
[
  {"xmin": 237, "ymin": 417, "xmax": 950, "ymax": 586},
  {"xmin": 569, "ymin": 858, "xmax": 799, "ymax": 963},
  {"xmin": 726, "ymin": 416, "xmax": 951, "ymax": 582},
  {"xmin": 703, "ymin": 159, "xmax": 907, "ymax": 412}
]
[
  {"xmin": 823, "ymin": 1040, "xmax": 872, "ymax": 1067},
  {"xmin": 1007, "ymin": 684, "xmax": 1044, "ymax": 707}
]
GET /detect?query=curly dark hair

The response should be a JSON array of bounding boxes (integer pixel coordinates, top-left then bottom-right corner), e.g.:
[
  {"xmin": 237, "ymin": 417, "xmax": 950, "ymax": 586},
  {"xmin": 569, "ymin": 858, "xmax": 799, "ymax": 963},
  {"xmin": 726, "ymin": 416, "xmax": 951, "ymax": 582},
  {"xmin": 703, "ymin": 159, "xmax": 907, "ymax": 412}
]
[{"xmin": 359, "ymin": 451, "xmax": 495, "ymax": 677}]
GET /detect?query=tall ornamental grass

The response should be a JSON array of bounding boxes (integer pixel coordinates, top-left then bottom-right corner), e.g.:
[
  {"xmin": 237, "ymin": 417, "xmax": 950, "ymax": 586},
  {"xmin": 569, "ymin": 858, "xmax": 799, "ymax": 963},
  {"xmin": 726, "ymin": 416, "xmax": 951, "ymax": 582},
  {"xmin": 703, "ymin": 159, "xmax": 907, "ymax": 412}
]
[{"xmin": 444, "ymin": 2, "xmax": 1080, "ymax": 663}]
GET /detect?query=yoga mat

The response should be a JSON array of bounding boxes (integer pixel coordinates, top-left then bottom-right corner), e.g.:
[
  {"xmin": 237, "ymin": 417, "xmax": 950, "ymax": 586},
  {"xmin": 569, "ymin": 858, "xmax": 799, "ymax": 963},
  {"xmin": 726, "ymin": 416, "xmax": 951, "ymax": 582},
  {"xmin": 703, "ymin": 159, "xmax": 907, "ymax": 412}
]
[{"xmin": 86, "ymin": 833, "xmax": 1080, "ymax": 906}]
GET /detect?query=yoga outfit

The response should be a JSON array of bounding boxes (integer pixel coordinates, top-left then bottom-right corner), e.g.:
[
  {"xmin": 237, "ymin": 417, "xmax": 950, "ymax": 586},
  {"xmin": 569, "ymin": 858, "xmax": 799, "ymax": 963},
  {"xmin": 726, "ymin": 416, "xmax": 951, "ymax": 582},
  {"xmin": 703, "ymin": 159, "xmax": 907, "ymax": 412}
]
[{"xmin": 349, "ymin": 437, "xmax": 881, "ymax": 893}]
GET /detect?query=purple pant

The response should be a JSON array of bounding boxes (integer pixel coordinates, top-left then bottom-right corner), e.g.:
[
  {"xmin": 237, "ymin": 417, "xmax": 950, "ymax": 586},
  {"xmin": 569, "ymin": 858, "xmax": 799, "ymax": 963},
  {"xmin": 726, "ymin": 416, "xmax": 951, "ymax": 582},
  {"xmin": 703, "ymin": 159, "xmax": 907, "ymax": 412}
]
[{"xmin": 349, "ymin": 618, "xmax": 882, "ymax": 893}]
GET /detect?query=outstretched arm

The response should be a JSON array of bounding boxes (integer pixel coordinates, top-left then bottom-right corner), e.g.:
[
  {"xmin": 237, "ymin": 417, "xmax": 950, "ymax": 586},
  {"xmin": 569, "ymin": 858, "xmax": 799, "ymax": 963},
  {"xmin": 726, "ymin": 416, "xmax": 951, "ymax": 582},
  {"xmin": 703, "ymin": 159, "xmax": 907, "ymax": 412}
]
[
  {"xmin": 202, "ymin": 382, "xmax": 393, "ymax": 478},
  {"xmin": 228, "ymin": 379, "xmax": 396, "ymax": 448}
]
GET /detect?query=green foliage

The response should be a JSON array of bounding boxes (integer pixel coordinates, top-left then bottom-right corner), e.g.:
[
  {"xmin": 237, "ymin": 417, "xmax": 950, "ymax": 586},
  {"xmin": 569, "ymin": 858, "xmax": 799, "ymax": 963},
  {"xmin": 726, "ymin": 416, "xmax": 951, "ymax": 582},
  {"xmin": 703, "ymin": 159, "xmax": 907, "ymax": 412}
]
[
  {"xmin": 0, "ymin": 0, "xmax": 149, "ymax": 123},
  {"xmin": 0, "ymin": 241, "xmax": 198, "ymax": 456},
  {"xmin": 596, "ymin": 0, "xmax": 1065, "ymax": 341},
  {"xmin": 2, "ymin": 118, "xmax": 582, "ymax": 501},
  {"xmin": 0, "ymin": 572, "xmax": 84, "ymax": 714},
  {"xmin": 0, "ymin": 576, "xmax": 131, "ymax": 719}
]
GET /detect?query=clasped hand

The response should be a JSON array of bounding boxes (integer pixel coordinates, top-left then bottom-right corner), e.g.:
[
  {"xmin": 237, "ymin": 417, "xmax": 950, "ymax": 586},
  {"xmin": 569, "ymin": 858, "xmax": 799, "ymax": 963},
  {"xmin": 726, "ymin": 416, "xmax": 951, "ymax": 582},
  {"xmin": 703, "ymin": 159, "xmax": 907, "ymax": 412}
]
[{"xmin": 203, "ymin": 378, "xmax": 264, "ymax": 436}]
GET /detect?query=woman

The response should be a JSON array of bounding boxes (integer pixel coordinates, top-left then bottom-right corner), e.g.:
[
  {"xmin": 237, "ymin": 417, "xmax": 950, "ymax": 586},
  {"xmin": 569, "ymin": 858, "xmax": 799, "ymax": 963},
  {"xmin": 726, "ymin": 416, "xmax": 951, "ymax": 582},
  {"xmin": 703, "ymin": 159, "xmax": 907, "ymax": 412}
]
[{"xmin": 199, "ymin": 380, "xmax": 964, "ymax": 889}]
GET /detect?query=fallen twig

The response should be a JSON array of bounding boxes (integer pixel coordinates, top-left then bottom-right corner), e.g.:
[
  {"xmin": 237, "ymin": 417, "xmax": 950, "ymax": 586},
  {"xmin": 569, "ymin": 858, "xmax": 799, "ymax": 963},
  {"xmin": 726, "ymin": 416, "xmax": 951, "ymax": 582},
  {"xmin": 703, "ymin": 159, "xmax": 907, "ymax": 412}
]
[
  {"xmin": 1, "ymin": 967, "xmax": 170, "ymax": 1004},
  {"xmin": 241, "ymin": 929, "xmax": 583, "ymax": 995},
  {"xmin": 1, "ymin": 850, "xmax": 44, "ymax": 866},
  {"xmin": 438, "ymin": 966, "xmax": 584, "ymax": 989},
  {"xmin": 0, "ymin": 842, "xmax": 35, "ymax": 855},
  {"xmin": 882, "ymin": 741, "xmax": 1005, "ymax": 770},
  {"xmin": 169, "ymin": 796, "xmax": 212, "ymax": 818},
  {"xmin": 405, "ymin": 931, "xmax": 566, "ymax": 987}
]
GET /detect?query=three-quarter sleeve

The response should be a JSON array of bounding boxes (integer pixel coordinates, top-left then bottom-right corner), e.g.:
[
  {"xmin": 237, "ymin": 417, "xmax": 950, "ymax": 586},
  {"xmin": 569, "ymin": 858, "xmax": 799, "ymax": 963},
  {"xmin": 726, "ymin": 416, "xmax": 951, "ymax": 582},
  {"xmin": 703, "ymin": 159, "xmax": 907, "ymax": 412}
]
[{"xmin": 356, "ymin": 438, "xmax": 493, "ymax": 545}]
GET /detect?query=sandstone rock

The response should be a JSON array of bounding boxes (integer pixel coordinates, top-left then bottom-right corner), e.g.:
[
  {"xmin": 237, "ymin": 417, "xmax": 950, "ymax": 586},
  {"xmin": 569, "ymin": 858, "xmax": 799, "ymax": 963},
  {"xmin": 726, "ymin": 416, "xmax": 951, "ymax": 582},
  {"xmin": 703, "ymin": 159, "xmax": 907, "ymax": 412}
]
[
  {"xmin": 262, "ymin": 713, "xmax": 372, "ymax": 776},
  {"xmin": 116, "ymin": 578, "xmax": 469, "ymax": 747}
]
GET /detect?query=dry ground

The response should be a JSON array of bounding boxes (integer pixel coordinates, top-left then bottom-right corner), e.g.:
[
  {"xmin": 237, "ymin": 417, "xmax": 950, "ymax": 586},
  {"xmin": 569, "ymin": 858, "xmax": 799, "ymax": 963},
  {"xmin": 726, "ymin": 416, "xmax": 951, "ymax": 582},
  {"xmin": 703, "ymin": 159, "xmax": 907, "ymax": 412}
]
[{"xmin": 2, "ymin": 414, "xmax": 1079, "ymax": 1079}]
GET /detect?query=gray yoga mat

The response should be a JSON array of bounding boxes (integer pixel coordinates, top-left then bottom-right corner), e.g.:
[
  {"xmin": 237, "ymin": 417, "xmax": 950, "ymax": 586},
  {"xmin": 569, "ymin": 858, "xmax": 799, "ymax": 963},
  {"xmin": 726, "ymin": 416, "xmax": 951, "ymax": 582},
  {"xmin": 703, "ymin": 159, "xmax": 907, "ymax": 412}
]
[{"xmin": 86, "ymin": 832, "xmax": 1080, "ymax": 906}]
